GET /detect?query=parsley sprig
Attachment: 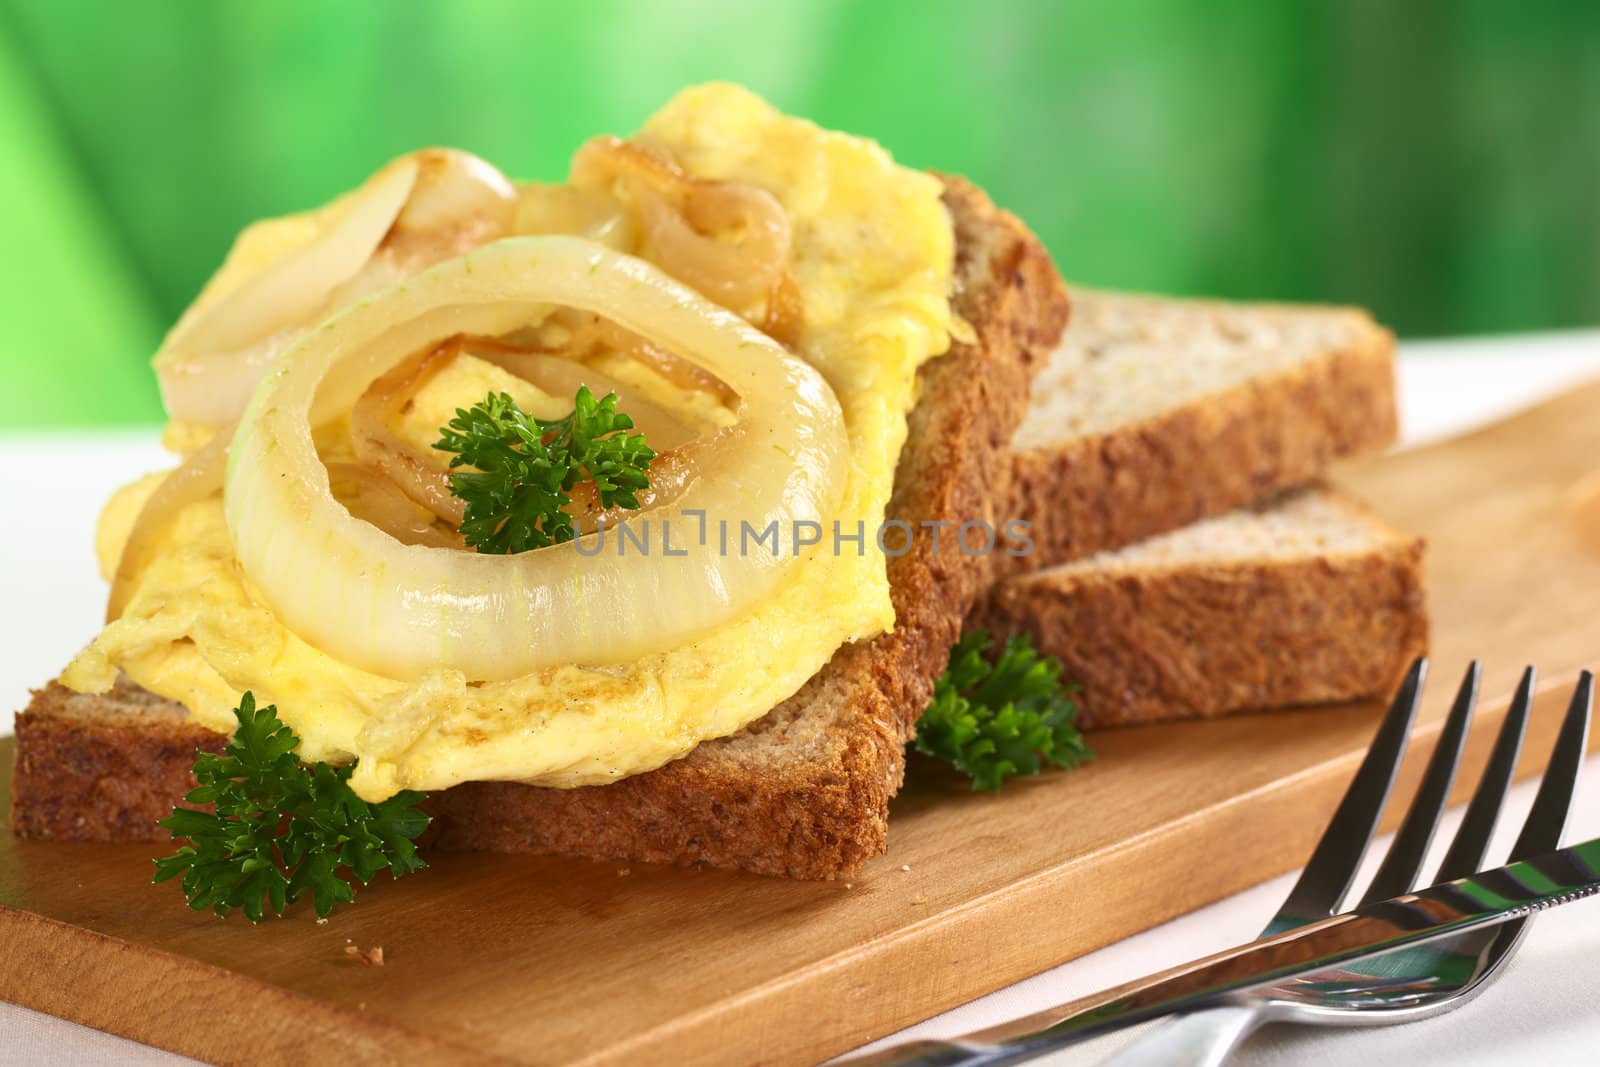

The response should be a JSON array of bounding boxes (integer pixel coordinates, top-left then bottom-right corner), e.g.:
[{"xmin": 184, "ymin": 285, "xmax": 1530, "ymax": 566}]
[
  {"xmin": 434, "ymin": 386, "xmax": 655, "ymax": 553},
  {"xmin": 153, "ymin": 693, "xmax": 430, "ymax": 922},
  {"xmin": 914, "ymin": 630, "xmax": 1092, "ymax": 791}
]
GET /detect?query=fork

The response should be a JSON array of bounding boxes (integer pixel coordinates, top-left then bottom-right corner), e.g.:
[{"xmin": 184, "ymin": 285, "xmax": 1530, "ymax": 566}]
[
  {"xmin": 852, "ymin": 660, "xmax": 1593, "ymax": 1066},
  {"xmin": 1099, "ymin": 660, "xmax": 1592, "ymax": 1065}
]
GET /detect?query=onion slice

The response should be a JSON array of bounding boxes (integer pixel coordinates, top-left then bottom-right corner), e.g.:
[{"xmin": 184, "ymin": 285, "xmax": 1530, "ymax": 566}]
[
  {"xmin": 155, "ymin": 149, "xmax": 516, "ymax": 424},
  {"xmin": 349, "ymin": 334, "xmax": 698, "ymax": 527},
  {"xmin": 515, "ymin": 182, "xmax": 636, "ymax": 251},
  {"xmin": 632, "ymin": 178, "xmax": 789, "ymax": 309},
  {"xmin": 472, "ymin": 348, "xmax": 696, "ymax": 449},
  {"xmin": 350, "ymin": 341, "xmax": 466, "ymax": 524},
  {"xmin": 154, "ymin": 161, "xmax": 418, "ymax": 424},
  {"xmin": 467, "ymin": 341, "xmax": 726, "ymax": 531},
  {"xmin": 107, "ymin": 425, "xmax": 233, "ymax": 621},
  {"xmin": 543, "ymin": 309, "xmax": 739, "ymax": 406},
  {"xmin": 572, "ymin": 137, "xmax": 793, "ymax": 313},
  {"xmin": 224, "ymin": 236, "xmax": 847, "ymax": 682},
  {"xmin": 325, "ymin": 462, "xmax": 461, "ymax": 549}
]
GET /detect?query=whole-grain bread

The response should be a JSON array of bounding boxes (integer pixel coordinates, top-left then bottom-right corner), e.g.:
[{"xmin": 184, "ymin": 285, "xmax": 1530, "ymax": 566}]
[
  {"xmin": 1000, "ymin": 290, "xmax": 1397, "ymax": 574},
  {"xmin": 10, "ymin": 176, "xmax": 1069, "ymax": 879},
  {"xmin": 974, "ymin": 487, "xmax": 1427, "ymax": 728},
  {"xmin": 10, "ymin": 679, "xmax": 227, "ymax": 841}
]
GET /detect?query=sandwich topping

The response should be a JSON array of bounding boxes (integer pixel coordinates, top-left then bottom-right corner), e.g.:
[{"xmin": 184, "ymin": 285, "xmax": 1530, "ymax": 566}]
[{"xmin": 64, "ymin": 84, "xmax": 956, "ymax": 801}]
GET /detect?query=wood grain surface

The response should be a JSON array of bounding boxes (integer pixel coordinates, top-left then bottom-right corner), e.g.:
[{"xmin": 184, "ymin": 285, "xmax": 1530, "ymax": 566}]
[{"xmin": 4, "ymin": 381, "xmax": 1600, "ymax": 1067}]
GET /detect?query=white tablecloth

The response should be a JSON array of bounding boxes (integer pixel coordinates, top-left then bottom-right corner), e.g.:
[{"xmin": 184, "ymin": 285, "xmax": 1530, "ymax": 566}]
[{"xmin": 4, "ymin": 331, "xmax": 1600, "ymax": 1065}]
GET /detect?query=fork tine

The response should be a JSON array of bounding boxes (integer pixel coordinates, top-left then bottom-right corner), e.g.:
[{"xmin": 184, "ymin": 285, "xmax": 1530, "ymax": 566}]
[
  {"xmin": 1508, "ymin": 671, "xmax": 1592, "ymax": 860},
  {"xmin": 1434, "ymin": 666, "xmax": 1535, "ymax": 882},
  {"xmin": 1267, "ymin": 658, "xmax": 1426, "ymax": 932},
  {"xmin": 1359, "ymin": 662, "xmax": 1480, "ymax": 904}
]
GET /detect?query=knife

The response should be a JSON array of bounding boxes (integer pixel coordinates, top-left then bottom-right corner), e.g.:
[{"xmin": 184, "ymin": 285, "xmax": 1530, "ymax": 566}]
[{"xmin": 843, "ymin": 834, "xmax": 1600, "ymax": 1066}]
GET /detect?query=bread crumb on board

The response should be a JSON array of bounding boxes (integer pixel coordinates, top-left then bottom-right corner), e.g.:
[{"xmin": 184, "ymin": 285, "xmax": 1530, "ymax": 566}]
[
  {"xmin": 911, "ymin": 894, "xmax": 928, "ymax": 906},
  {"xmin": 344, "ymin": 945, "xmax": 385, "ymax": 967},
  {"xmin": 900, "ymin": 864, "xmax": 911, "ymax": 872}
]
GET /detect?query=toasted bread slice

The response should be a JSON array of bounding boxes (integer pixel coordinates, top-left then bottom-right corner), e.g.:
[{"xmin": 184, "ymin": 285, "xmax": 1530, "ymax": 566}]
[
  {"xmin": 10, "ymin": 176, "xmax": 1069, "ymax": 879},
  {"xmin": 1001, "ymin": 290, "xmax": 1397, "ymax": 574},
  {"xmin": 974, "ymin": 487, "xmax": 1427, "ymax": 728}
]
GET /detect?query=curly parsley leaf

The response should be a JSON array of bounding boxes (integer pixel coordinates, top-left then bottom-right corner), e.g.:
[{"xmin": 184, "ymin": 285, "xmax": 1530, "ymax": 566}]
[
  {"xmin": 433, "ymin": 386, "xmax": 655, "ymax": 553},
  {"xmin": 914, "ymin": 630, "xmax": 1092, "ymax": 791},
  {"xmin": 153, "ymin": 692, "xmax": 430, "ymax": 922}
]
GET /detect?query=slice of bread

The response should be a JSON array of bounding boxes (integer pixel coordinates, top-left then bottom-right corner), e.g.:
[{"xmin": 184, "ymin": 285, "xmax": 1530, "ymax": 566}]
[
  {"xmin": 974, "ymin": 487, "xmax": 1427, "ymax": 728},
  {"xmin": 10, "ymin": 176, "xmax": 1069, "ymax": 879},
  {"xmin": 1002, "ymin": 290, "xmax": 1397, "ymax": 574}
]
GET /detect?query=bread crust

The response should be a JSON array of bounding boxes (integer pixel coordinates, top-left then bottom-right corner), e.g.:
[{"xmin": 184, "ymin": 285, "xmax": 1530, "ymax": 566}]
[
  {"xmin": 974, "ymin": 492, "xmax": 1428, "ymax": 728},
  {"xmin": 10, "ymin": 176, "xmax": 1069, "ymax": 879},
  {"xmin": 10, "ymin": 680, "xmax": 226, "ymax": 842},
  {"xmin": 1000, "ymin": 305, "xmax": 1396, "ymax": 575},
  {"xmin": 423, "ymin": 176, "xmax": 1067, "ymax": 876}
]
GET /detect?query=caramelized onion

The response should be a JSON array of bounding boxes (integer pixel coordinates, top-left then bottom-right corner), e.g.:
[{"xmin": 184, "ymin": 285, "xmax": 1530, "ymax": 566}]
[
  {"xmin": 761, "ymin": 271, "xmax": 805, "ymax": 350},
  {"xmin": 154, "ymin": 149, "xmax": 515, "ymax": 424},
  {"xmin": 349, "ymin": 332, "xmax": 699, "ymax": 532},
  {"xmin": 107, "ymin": 425, "xmax": 232, "ymax": 621},
  {"xmin": 572, "ymin": 136, "xmax": 795, "ymax": 315},
  {"xmin": 514, "ymin": 183, "xmax": 636, "ymax": 251},
  {"xmin": 326, "ymin": 462, "xmax": 461, "ymax": 549},
  {"xmin": 565, "ymin": 429, "xmax": 725, "ymax": 532},
  {"xmin": 571, "ymin": 135, "xmax": 693, "ymax": 196},
  {"xmin": 534, "ymin": 309, "xmax": 737, "ymax": 405},
  {"xmin": 631, "ymin": 179, "xmax": 788, "ymax": 308},
  {"xmin": 225, "ymin": 237, "xmax": 846, "ymax": 684},
  {"xmin": 382, "ymin": 149, "xmax": 516, "ymax": 266},
  {"xmin": 350, "ymin": 341, "xmax": 465, "ymax": 524},
  {"xmin": 471, "ymin": 347, "xmax": 695, "ymax": 449}
]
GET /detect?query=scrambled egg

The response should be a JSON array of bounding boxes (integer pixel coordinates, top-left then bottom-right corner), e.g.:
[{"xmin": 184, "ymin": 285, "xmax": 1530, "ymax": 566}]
[{"xmin": 65, "ymin": 85, "xmax": 954, "ymax": 800}]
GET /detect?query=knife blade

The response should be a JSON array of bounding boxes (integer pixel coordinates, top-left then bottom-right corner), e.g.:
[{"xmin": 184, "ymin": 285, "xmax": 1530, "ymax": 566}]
[{"xmin": 844, "ymin": 834, "xmax": 1600, "ymax": 1066}]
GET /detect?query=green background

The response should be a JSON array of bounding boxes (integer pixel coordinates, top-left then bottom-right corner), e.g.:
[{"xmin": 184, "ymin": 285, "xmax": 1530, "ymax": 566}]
[{"xmin": 2, "ymin": 0, "xmax": 1597, "ymax": 428}]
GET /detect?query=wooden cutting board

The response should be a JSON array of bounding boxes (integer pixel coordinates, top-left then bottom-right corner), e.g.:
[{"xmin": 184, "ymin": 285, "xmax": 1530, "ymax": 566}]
[{"xmin": 5, "ymin": 381, "xmax": 1600, "ymax": 1067}]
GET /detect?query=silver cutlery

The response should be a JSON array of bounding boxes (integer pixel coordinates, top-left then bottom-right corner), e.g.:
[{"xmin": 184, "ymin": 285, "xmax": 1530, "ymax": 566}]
[
  {"xmin": 1101, "ymin": 661, "xmax": 1589, "ymax": 1065},
  {"xmin": 847, "ymin": 661, "xmax": 1593, "ymax": 1066}
]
